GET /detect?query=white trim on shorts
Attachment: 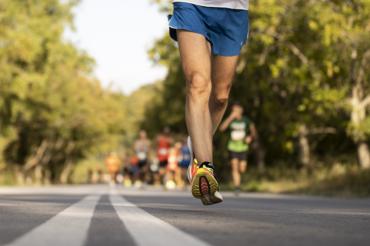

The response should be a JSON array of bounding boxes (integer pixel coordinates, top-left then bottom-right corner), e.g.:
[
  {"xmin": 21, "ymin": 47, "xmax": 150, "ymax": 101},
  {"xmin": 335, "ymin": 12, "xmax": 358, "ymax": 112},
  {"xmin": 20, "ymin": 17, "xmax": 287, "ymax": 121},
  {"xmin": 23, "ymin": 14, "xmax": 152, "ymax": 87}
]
[{"xmin": 173, "ymin": 0, "xmax": 249, "ymax": 10}]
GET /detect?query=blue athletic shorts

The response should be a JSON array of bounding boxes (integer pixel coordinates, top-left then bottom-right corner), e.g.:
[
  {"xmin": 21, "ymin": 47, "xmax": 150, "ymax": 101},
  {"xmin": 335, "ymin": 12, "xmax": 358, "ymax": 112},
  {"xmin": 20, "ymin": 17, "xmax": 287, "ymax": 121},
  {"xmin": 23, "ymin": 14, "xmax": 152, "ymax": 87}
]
[{"xmin": 168, "ymin": 2, "xmax": 249, "ymax": 56}]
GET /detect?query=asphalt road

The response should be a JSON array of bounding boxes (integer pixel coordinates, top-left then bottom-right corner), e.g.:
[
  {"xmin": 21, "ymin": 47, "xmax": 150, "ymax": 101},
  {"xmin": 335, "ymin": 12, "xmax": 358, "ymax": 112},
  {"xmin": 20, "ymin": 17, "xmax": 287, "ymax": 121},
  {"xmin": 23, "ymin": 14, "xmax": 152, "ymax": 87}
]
[{"xmin": 0, "ymin": 185, "xmax": 369, "ymax": 246}]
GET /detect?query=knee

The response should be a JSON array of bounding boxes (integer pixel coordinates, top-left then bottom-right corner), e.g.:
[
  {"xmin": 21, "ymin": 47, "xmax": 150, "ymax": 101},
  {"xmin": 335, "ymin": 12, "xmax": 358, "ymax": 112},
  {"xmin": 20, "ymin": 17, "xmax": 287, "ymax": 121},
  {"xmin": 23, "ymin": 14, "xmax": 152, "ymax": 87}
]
[
  {"xmin": 187, "ymin": 73, "xmax": 211, "ymax": 99},
  {"xmin": 240, "ymin": 162, "xmax": 247, "ymax": 173},
  {"xmin": 240, "ymin": 167, "xmax": 246, "ymax": 174},
  {"xmin": 212, "ymin": 84, "xmax": 232, "ymax": 108},
  {"xmin": 213, "ymin": 96, "xmax": 229, "ymax": 109}
]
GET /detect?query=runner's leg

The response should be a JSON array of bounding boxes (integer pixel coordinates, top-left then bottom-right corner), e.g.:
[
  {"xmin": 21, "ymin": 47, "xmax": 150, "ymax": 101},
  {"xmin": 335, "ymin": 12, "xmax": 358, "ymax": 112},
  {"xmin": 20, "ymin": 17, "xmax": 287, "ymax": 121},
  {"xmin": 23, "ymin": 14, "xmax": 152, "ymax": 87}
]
[
  {"xmin": 177, "ymin": 30, "xmax": 213, "ymax": 164},
  {"xmin": 231, "ymin": 158, "xmax": 241, "ymax": 187},
  {"xmin": 210, "ymin": 56, "xmax": 239, "ymax": 133},
  {"xmin": 240, "ymin": 160, "xmax": 247, "ymax": 173}
]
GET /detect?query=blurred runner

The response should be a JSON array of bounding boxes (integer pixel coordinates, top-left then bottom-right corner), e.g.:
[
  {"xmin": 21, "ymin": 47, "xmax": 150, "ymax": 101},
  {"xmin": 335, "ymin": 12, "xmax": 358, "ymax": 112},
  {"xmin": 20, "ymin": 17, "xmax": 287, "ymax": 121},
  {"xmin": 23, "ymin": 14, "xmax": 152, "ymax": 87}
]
[
  {"xmin": 156, "ymin": 127, "xmax": 172, "ymax": 184},
  {"xmin": 150, "ymin": 157, "xmax": 161, "ymax": 186},
  {"xmin": 134, "ymin": 130, "xmax": 151, "ymax": 186},
  {"xmin": 105, "ymin": 152, "xmax": 121, "ymax": 186},
  {"xmin": 220, "ymin": 102, "xmax": 256, "ymax": 195},
  {"xmin": 165, "ymin": 142, "xmax": 182, "ymax": 190},
  {"xmin": 122, "ymin": 156, "xmax": 133, "ymax": 187},
  {"xmin": 179, "ymin": 138, "xmax": 191, "ymax": 188},
  {"xmin": 129, "ymin": 154, "xmax": 140, "ymax": 184},
  {"xmin": 168, "ymin": 0, "xmax": 249, "ymax": 205}
]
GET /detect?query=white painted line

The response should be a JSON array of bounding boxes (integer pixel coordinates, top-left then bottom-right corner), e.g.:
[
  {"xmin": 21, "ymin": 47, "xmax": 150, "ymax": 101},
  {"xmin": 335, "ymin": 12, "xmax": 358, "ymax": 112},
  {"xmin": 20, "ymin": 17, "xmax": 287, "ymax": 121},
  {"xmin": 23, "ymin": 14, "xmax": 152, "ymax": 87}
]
[
  {"xmin": 110, "ymin": 193, "xmax": 210, "ymax": 246},
  {"xmin": 0, "ymin": 185, "xmax": 109, "ymax": 195},
  {"xmin": 6, "ymin": 195, "xmax": 100, "ymax": 246},
  {"xmin": 305, "ymin": 209, "xmax": 370, "ymax": 216}
]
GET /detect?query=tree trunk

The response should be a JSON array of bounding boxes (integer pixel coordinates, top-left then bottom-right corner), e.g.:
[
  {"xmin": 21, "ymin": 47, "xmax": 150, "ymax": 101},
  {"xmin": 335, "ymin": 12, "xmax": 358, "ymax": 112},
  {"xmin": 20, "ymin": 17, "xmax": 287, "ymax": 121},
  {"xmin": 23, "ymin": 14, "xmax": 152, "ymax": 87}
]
[
  {"xmin": 298, "ymin": 125, "xmax": 311, "ymax": 168},
  {"xmin": 14, "ymin": 167, "xmax": 25, "ymax": 185},
  {"xmin": 33, "ymin": 165, "xmax": 43, "ymax": 185},
  {"xmin": 60, "ymin": 162, "xmax": 73, "ymax": 184},
  {"xmin": 23, "ymin": 140, "xmax": 49, "ymax": 172},
  {"xmin": 43, "ymin": 169, "xmax": 51, "ymax": 185},
  {"xmin": 357, "ymin": 141, "xmax": 370, "ymax": 169},
  {"xmin": 257, "ymin": 146, "xmax": 266, "ymax": 172},
  {"xmin": 350, "ymin": 84, "xmax": 370, "ymax": 169},
  {"xmin": 252, "ymin": 140, "xmax": 266, "ymax": 172}
]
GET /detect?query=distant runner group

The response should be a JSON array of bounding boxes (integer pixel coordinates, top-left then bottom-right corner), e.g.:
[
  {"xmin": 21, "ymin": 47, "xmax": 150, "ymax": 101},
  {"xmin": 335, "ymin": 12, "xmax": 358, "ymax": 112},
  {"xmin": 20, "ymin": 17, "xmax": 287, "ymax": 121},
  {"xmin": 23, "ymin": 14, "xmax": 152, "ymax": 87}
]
[
  {"xmin": 102, "ymin": 103, "xmax": 255, "ymax": 194},
  {"xmin": 104, "ymin": 128, "xmax": 192, "ymax": 190}
]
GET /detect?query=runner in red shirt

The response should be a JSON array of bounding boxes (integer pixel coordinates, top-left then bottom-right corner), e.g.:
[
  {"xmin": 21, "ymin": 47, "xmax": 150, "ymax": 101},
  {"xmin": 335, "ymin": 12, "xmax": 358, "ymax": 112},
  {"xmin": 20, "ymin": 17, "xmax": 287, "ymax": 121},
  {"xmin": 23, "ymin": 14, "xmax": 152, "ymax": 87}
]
[
  {"xmin": 156, "ymin": 127, "xmax": 172, "ymax": 184},
  {"xmin": 166, "ymin": 142, "xmax": 182, "ymax": 190}
]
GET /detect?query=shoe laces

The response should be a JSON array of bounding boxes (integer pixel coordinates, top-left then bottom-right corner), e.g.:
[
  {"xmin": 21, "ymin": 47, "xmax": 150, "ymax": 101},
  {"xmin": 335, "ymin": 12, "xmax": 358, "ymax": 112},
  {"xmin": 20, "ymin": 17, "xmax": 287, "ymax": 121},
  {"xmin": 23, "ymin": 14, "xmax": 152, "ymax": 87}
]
[{"xmin": 199, "ymin": 162, "xmax": 214, "ymax": 173}]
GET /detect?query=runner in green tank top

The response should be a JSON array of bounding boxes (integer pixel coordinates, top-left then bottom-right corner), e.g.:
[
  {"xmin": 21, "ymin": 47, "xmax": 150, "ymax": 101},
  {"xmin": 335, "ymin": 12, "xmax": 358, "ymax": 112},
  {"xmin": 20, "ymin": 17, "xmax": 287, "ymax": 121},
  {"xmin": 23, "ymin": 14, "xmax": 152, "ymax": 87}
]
[
  {"xmin": 227, "ymin": 116, "xmax": 251, "ymax": 153},
  {"xmin": 220, "ymin": 102, "xmax": 256, "ymax": 195}
]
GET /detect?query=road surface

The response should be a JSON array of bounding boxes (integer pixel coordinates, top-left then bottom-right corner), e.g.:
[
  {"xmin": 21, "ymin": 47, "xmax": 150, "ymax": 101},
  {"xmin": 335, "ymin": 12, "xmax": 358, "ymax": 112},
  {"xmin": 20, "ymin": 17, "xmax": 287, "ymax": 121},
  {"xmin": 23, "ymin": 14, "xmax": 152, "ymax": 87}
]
[{"xmin": 0, "ymin": 185, "xmax": 369, "ymax": 246}]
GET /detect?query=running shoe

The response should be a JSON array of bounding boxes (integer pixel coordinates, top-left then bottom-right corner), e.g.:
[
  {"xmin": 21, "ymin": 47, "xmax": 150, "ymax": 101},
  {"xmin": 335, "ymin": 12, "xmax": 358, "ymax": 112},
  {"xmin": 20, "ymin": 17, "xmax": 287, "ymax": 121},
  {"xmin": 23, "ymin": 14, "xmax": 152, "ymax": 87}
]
[
  {"xmin": 191, "ymin": 162, "xmax": 223, "ymax": 205},
  {"xmin": 186, "ymin": 136, "xmax": 198, "ymax": 183}
]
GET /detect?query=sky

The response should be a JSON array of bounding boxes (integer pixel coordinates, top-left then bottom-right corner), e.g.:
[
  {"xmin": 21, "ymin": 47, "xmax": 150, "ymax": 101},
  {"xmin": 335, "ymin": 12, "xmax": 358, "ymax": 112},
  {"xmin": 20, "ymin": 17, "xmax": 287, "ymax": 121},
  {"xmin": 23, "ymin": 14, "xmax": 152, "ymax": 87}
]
[{"xmin": 65, "ymin": 0, "xmax": 169, "ymax": 94}]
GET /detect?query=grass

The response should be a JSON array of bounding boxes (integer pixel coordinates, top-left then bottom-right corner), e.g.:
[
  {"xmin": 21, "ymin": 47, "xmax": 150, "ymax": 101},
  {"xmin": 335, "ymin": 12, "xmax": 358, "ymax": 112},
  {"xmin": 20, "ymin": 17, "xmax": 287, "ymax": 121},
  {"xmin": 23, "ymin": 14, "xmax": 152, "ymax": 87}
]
[
  {"xmin": 0, "ymin": 158, "xmax": 106, "ymax": 186},
  {"xmin": 225, "ymin": 163, "xmax": 370, "ymax": 198},
  {"xmin": 0, "ymin": 170, "xmax": 17, "ymax": 186},
  {"xmin": 2, "ymin": 158, "xmax": 370, "ymax": 198}
]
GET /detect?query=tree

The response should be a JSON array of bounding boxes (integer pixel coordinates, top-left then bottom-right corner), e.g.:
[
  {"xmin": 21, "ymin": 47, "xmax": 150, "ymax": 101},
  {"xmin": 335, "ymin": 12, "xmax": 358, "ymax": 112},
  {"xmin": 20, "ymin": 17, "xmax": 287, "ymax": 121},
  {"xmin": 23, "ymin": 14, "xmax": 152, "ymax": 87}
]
[
  {"xmin": 147, "ymin": 0, "xmax": 370, "ymax": 170},
  {"xmin": 0, "ymin": 0, "xmax": 128, "ymax": 184}
]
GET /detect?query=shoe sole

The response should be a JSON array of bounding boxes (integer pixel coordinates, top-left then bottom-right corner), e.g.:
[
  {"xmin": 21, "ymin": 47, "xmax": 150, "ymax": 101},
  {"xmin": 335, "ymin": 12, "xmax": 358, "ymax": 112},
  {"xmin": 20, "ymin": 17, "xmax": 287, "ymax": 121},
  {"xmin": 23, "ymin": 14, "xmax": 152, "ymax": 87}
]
[{"xmin": 191, "ymin": 169, "xmax": 223, "ymax": 206}]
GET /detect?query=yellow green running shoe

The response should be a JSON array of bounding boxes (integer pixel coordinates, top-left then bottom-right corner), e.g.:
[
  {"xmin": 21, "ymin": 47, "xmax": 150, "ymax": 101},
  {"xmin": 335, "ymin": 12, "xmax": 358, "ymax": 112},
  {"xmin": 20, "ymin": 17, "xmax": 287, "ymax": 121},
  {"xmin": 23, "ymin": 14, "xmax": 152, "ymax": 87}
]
[{"xmin": 190, "ymin": 162, "xmax": 223, "ymax": 206}]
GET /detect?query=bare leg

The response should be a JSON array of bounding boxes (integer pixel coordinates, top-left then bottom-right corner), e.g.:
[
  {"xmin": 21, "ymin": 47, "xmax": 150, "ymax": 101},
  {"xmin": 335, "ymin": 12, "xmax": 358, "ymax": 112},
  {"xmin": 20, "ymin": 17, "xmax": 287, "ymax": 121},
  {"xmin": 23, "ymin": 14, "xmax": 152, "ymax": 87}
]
[
  {"xmin": 177, "ymin": 30, "xmax": 213, "ymax": 163},
  {"xmin": 210, "ymin": 56, "xmax": 239, "ymax": 133},
  {"xmin": 231, "ymin": 158, "xmax": 241, "ymax": 187},
  {"xmin": 240, "ymin": 160, "xmax": 247, "ymax": 173}
]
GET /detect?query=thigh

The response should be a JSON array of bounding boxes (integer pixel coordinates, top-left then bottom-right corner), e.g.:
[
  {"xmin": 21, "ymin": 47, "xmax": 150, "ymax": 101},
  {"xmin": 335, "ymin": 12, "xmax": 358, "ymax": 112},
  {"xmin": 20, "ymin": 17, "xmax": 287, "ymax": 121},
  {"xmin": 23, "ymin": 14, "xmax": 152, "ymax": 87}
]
[
  {"xmin": 177, "ymin": 30, "xmax": 212, "ymax": 81},
  {"xmin": 211, "ymin": 56, "xmax": 239, "ymax": 92}
]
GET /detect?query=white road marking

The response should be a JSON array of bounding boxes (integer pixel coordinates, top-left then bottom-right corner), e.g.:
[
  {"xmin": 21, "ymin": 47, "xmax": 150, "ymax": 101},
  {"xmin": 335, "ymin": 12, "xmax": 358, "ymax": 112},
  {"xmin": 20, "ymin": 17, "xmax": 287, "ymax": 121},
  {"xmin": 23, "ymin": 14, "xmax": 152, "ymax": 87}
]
[
  {"xmin": 0, "ymin": 185, "xmax": 108, "ymax": 195},
  {"xmin": 5, "ymin": 195, "xmax": 100, "ymax": 246},
  {"xmin": 110, "ymin": 192, "xmax": 210, "ymax": 246},
  {"xmin": 304, "ymin": 209, "xmax": 370, "ymax": 216}
]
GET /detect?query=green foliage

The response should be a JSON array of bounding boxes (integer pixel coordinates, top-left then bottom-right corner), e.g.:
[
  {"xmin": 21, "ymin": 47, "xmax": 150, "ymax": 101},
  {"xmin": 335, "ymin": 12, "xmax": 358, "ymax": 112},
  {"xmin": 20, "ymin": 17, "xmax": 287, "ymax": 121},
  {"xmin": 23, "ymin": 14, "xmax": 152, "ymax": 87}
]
[
  {"xmin": 1, "ymin": 0, "xmax": 369, "ymax": 185},
  {"xmin": 147, "ymin": 0, "xmax": 370, "ymax": 167},
  {"xmin": 0, "ymin": 0, "xmax": 127, "ymax": 183},
  {"xmin": 236, "ymin": 162, "xmax": 370, "ymax": 198},
  {"xmin": 142, "ymin": 34, "xmax": 185, "ymax": 134}
]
